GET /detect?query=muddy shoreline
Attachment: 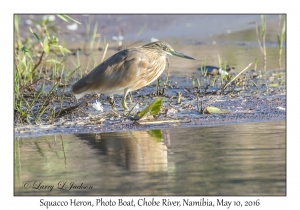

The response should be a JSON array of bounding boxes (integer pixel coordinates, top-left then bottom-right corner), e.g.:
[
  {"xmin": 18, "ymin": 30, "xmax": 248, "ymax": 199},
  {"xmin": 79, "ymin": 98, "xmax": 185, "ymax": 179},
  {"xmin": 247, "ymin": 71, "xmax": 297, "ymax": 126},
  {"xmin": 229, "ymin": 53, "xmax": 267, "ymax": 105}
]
[{"xmin": 14, "ymin": 76, "xmax": 286, "ymax": 139}]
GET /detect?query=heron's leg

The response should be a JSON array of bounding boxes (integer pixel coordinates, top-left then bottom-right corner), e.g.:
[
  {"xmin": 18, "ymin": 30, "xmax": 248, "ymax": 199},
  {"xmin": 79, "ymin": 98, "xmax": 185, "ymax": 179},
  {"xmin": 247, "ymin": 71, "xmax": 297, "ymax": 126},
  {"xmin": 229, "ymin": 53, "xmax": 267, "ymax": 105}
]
[
  {"xmin": 122, "ymin": 88, "xmax": 130, "ymax": 110},
  {"xmin": 107, "ymin": 95, "xmax": 116, "ymax": 110}
]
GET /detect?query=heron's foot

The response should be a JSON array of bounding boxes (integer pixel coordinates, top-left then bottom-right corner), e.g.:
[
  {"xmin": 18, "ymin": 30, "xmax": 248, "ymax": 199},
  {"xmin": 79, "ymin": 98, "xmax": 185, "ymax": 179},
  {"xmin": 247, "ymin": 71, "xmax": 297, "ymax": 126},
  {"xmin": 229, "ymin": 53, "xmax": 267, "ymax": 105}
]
[{"xmin": 107, "ymin": 96, "xmax": 116, "ymax": 110}]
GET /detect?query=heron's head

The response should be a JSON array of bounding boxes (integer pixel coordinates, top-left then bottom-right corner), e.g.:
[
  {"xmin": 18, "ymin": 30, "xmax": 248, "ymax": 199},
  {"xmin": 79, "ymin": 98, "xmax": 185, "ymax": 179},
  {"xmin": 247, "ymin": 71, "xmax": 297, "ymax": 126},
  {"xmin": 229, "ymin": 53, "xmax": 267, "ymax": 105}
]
[{"xmin": 142, "ymin": 41, "xmax": 195, "ymax": 60}]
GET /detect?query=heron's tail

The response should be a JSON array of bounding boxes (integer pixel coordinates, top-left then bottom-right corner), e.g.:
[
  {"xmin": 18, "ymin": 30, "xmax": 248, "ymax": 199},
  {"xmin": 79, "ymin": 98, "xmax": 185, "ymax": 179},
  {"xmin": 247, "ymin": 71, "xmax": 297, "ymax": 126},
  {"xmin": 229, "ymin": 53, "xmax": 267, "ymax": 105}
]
[{"xmin": 71, "ymin": 77, "xmax": 93, "ymax": 99}]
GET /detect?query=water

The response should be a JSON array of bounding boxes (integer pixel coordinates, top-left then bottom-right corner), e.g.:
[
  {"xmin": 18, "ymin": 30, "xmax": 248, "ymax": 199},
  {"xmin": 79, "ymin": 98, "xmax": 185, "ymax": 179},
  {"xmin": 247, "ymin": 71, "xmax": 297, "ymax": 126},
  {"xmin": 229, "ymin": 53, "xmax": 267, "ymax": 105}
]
[
  {"xmin": 17, "ymin": 14, "xmax": 286, "ymax": 77},
  {"xmin": 14, "ymin": 120, "xmax": 286, "ymax": 196}
]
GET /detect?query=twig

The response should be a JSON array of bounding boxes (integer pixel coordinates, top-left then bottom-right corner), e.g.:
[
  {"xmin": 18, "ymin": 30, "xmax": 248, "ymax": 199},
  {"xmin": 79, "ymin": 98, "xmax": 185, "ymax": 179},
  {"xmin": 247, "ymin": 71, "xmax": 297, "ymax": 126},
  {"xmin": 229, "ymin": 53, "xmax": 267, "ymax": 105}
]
[
  {"xmin": 55, "ymin": 94, "xmax": 97, "ymax": 118},
  {"xmin": 204, "ymin": 84, "xmax": 210, "ymax": 94},
  {"xmin": 101, "ymin": 43, "xmax": 109, "ymax": 63},
  {"xmin": 156, "ymin": 78, "xmax": 160, "ymax": 96},
  {"xmin": 125, "ymin": 102, "xmax": 139, "ymax": 118},
  {"xmin": 250, "ymin": 79, "xmax": 259, "ymax": 89},
  {"xmin": 20, "ymin": 78, "xmax": 43, "ymax": 91},
  {"xmin": 162, "ymin": 80, "xmax": 168, "ymax": 95},
  {"xmin": 177, "ymin": 92, "xmax": 182, "ymax": 104},
  {"xmin": 32, "ymin": 51, "xmax": 45, "ymax": 73},
  {"xmin": 221, "ymin": 62, "xmax": 252, "ymax": 94},
  {"xmin": 60, "ymin": 84, "xmax": 66, "ymax": 110},
  {"xmin": 196, "ymin": 93, "xmax": 200, "ymax": 112},
  {"xmin": 223, "ymin": 83, "xmax": 238, "ymax": 95}
]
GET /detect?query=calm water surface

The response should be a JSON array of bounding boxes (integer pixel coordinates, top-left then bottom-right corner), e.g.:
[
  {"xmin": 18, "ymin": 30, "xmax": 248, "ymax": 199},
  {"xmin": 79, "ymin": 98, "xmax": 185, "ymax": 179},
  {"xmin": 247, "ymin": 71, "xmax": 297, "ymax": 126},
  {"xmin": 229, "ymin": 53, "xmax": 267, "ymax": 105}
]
[{"xmin": 14, "ymin": 121, "xmax": 286, "ymax": 196}]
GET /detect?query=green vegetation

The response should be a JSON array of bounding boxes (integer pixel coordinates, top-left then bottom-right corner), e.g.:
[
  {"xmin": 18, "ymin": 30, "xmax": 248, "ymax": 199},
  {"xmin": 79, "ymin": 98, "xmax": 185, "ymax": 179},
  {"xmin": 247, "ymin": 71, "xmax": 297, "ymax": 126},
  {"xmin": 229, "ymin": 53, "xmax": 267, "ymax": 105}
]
[
  {"xmin": 204, "ymin": 106, "xmax": 229, "ymax": 114},
  {"xmin": 14, "ymin": 15, "xmax": 80, "ymax": 124},
  {"xmin": 133, "ymin": 98, "xmax": 162, "ymax": 120},
  {"xmin": 277, "ymin": 15, "xmax": 286, "ymax": 70},
  {"xmin": 255, "ymin": 15, "xmax": 267, "ymax": 71}
]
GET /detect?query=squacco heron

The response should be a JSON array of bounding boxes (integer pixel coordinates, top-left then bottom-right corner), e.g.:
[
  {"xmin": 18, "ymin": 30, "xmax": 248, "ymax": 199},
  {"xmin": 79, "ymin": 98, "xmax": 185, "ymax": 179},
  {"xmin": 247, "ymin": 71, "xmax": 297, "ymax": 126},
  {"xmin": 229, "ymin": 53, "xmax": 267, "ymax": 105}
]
[{"xmin": 72, "ymin": 41, "xmax": 195, "ymax": 110}]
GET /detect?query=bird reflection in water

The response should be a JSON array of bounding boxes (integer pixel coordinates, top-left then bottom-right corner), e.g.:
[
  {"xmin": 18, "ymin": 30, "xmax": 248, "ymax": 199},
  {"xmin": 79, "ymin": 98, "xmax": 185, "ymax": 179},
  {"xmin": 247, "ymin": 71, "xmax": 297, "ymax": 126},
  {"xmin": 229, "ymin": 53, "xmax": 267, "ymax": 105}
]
[{"xmin": 81, "ymin": 130, "xmax": 171, "ymax": 173}]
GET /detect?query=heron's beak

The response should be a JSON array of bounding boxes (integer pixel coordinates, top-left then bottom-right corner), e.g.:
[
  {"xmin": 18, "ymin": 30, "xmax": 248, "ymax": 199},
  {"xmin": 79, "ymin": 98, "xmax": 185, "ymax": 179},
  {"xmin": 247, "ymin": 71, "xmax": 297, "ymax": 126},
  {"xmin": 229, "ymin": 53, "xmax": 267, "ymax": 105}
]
[{"xmin": 171, "ymin": 50, "xmax": 195, "ymax": 60}]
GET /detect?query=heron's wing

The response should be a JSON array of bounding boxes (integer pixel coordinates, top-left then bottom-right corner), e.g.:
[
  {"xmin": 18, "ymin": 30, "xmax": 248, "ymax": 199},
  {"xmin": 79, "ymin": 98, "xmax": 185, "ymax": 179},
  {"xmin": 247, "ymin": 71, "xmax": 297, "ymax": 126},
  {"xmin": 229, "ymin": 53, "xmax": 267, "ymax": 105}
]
[{"xmin": 72, "ymin": 48, "xmax": 148, "ymax": 95}]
